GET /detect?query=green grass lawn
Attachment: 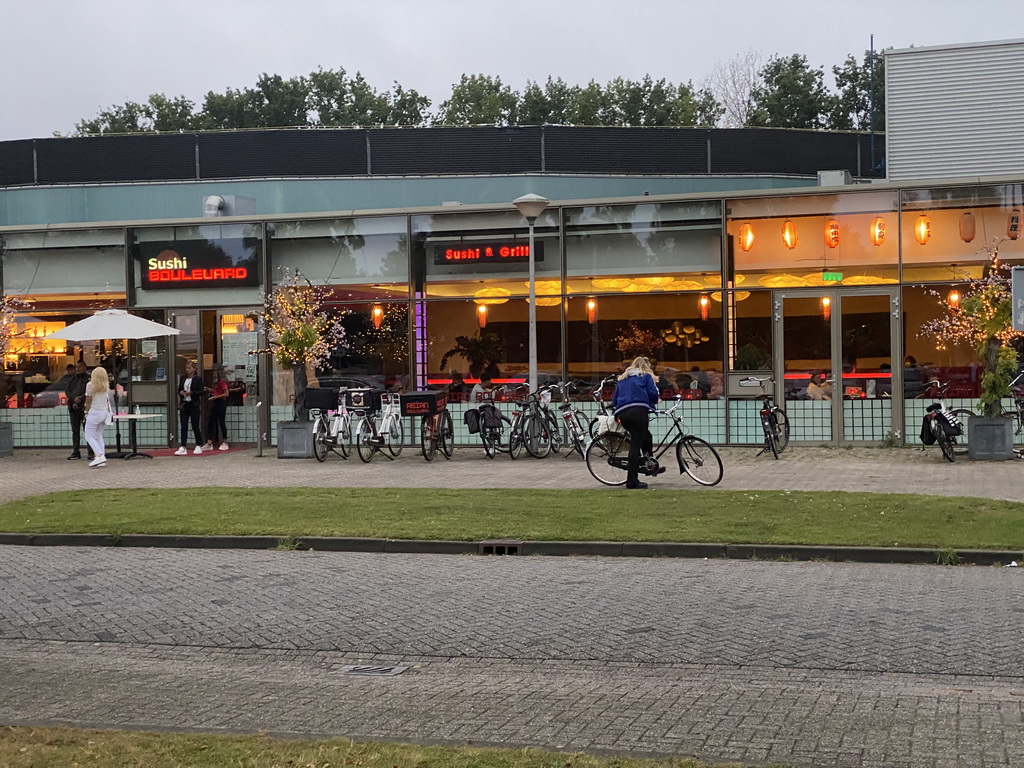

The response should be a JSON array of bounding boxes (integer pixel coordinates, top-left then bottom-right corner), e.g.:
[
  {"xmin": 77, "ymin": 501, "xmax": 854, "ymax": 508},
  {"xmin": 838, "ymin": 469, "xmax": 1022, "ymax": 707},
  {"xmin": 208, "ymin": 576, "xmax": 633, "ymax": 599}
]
[
  {"xmin": 0, "ymin": 727, "xmax": 777, "ymax": 768},
  {"xmin": 1, "ymin": 487, "xmax": 1022, "ymax": 550}
]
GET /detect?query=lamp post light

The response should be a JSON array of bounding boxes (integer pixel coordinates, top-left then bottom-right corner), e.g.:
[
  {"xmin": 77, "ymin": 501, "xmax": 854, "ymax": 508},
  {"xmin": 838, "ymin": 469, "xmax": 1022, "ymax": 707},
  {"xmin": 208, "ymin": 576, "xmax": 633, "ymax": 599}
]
[{"xmin": 513, "ymin": 193, "xmax": 549, "ymax": 392}]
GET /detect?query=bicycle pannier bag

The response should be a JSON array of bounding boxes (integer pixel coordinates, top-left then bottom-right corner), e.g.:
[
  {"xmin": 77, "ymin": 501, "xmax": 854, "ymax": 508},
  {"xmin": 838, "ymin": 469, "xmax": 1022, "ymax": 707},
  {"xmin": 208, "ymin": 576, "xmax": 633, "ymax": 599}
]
[
  {"xmin": 596, "ymin": 413, "xmax": 625, "ymax": 435},
  {"xmin": 937, "ymin": 410, "xmax": 962, "ymax": 437},
  {"xmin": 919, "ymin": 416, "xmax": 937, "ymax": 445},
  {"xmin": 480, "ymin": 403, "xmax": 502, "ymax": 429},
  {"xmin": 464, "ymin": 408, "xmax": 481, "ymax": 434}
]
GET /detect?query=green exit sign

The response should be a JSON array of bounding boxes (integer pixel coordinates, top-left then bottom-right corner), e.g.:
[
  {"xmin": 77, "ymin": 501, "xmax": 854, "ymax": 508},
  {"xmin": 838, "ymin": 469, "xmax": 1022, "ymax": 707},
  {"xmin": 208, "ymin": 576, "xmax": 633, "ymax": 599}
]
[{"xmin": 821, "ymin": 272, "xmax": 844, "ymax": 282}]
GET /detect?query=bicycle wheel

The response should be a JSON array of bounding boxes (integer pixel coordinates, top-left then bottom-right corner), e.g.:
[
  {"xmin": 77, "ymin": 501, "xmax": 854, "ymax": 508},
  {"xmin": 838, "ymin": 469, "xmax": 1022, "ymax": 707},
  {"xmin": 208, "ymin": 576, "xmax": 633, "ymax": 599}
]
[
  {"xmin": 950, "ymin": 408, "xmax": 975, "ymax": 455},
  {"xmin": 420, "ymin": 415, "xmax": 436, "ymax": 461},
  {"xmin": 356, "ymin": 417, "xmax": 376, "ymax": 463},
  {"xmin": 438, "ymin": 410, "xmax": 455, "ymax": 459},
  {"xmin": 336, "ymin": 416, "xmax": 350, "ymax": 460},
  {"xmin": 386, "ymin": 415, "xmax": 404, "ymax": 457},
  {"xmin": 313, "ymin": 416, "xmax": 329, "ymax": 463},
  {"xmin": 588, "ymin": 415, "xmax": 604, "ymax": 439},
  {"xmin": 568, "ymin": 415, "xmax": 587, "ymax": 458},
  {"xmin": 480, "ymin": 425, "xmax": 497, "ymax": 458},
  {"xmin": 524, "ymin": 414, "xmax": 552, "ymax": 459},
  {"xmin": 676, "ymin": 436, "xmax": 724, "ymax": 486},
  {"xmin": 507, "ymin": 415, "xmax": 523, "ymax": 460},
  {"xmin": 761, "ymin": 414, "xmax": 779, "ymax": 459},
  {"xmin": 586, "ymin": 432, "xmax": 630, "ymax": 486},
  {"xmin": 936, "ymin": 424, "xmax": 955, "ymax": 462},
  {"xmin": 772, "ymin": 408, "xmax": 790, "ymax": 453},
  {"xmin": 545, "ymin": 410, "xmax": 562, "ymax": 453}
]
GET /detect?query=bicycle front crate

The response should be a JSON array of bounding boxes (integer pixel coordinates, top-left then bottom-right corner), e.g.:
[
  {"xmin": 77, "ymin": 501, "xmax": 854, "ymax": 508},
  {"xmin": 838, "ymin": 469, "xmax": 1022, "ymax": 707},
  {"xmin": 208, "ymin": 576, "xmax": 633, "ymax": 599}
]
[
  {"xmin": 303, "ymin": 387, "xmax": 339, "ymax": 412},
  {"xmin": 345, "ymin": 388, "xmax": 383, "ymax": 412},
  {"xmin": 400, "ymin": 390, "xmax": 447, "ymax": 416}
]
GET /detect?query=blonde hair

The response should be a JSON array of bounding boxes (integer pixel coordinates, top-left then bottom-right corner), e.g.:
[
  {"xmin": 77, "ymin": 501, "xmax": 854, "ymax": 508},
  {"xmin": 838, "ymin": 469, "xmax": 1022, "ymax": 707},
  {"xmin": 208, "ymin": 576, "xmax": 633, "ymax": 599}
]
[
  {"xmin": 88, "ymin": 366, "xmax": 109, "ymax": 397},
  {"xmin": 618, "ymin": 356, "xmax": 654, "ymax": 381}
]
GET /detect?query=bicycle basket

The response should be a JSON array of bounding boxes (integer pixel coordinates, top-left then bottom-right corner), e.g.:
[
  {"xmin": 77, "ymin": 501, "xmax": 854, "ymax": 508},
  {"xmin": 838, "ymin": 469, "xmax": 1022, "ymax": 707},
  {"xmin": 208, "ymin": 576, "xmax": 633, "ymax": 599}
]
[
  {"xmin": 345, "ymin": 388, "xmax": 383, "ymax": 412},
  {"xmin": 303, "ymin": 387, "xmax": 339, "ymax": 412},
  {"xmin": 479, "ymin": 403, "xmax": 503, "ymax": 429}
]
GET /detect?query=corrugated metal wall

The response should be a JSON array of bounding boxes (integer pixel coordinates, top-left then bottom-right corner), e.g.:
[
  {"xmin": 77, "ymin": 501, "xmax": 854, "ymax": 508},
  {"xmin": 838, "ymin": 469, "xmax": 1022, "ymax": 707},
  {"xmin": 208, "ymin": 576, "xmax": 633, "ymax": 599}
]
[{"xmin": 886, "ymin": 39, "xmax": 1024, "ymax": 181}]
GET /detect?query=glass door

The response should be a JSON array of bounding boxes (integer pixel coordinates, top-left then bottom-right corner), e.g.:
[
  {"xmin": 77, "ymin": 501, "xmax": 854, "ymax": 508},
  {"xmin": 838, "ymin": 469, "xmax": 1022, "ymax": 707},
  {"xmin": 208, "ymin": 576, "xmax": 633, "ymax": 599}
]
[{"xmin": 775, "ymin": 289, "xmax": 897, "ymax": 444}]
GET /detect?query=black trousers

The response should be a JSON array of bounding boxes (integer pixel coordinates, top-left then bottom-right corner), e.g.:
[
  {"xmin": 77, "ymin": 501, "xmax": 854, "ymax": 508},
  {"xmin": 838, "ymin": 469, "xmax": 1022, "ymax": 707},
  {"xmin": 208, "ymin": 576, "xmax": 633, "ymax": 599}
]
[
  {"xmin": 617, "ymin": 406, "xmax": 653, "ymax": 487},
  {"xmin": 179, "ymin": 401, "xmax": 203, "ymax": 447},
  {"xmin": 68, "ymin": 407, "xmax": 92, "ymax": 457},
  {"xmin": 207, "ymin": 400, "xmax": 228, "ymax": 443}
]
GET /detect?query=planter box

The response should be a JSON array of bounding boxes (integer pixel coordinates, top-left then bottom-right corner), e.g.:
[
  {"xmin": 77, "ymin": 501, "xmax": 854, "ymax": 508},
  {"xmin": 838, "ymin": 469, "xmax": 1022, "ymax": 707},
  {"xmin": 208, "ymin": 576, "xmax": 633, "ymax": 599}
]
[
  {"xmin": 277, "ymin": 420, "xmax": 314, "ymax": 458},
  {"xmin": 0, "ymin": 421, "xmax": 12, "ymax": 457},
  {"xmin": 967, "ymin": 416, "xmax": 1015, "ymax": 461}
]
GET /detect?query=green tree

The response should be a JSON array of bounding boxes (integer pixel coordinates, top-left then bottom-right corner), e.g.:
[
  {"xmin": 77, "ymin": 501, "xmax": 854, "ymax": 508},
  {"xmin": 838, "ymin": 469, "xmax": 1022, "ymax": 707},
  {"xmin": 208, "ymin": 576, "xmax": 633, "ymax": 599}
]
[
  {"xmin": 747, "ymin": 54, "xmax": 837, "ymax": 129},
  {"xmin": 386, "ymin": 83, "xmax": 431, "ymax": 126},
  {"xmin": 435, "ymin": 74, "xmax": 519, "ymax": 125},
  {"xmin": 829, "ymin": 50, "xmax": 886, "ymax": 131},
  {"xmin": 568, "ymin": 80, "xmax": 607, "ymax": 125},
  {"xmin": 519, "ymin": 77, "xmax": 580, "ymax": 124},
  {"xmin": 75, "ymin": 94, "xmax": 200, "ymax": 135},
  {"xmin": 308, "ymin": 67, "xmax": 388, "ymax": 126}
]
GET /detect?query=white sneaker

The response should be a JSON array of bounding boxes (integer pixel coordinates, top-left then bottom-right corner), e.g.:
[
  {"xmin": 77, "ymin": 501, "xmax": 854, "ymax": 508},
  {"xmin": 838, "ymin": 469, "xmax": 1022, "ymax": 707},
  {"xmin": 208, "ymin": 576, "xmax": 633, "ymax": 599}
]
[
  {"xmin": 218, "ymin": 443, "xmax": 229, "ymax": 451},
  {"xmin": 193, "ymin": 445, "xmax": 203, "ymax": 455},
  {"xmin": 88, "ymin": 456, "xmax": 106, "ymax": 467},
  {"xmin": 174, "ymin": 447, "xmax": 187, "ymax": 456}
]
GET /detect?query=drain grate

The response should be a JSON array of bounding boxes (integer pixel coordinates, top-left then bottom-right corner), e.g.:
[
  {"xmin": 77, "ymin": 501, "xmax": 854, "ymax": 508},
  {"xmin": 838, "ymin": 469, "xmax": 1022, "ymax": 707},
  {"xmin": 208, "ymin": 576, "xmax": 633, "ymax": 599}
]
[
  {"xmin": 338, "ymin": 664, "xmax": 408, "ymax": 676},
  {"xmin": 479, "ymin": 539, "xmax": 522, "ymax": 555}
]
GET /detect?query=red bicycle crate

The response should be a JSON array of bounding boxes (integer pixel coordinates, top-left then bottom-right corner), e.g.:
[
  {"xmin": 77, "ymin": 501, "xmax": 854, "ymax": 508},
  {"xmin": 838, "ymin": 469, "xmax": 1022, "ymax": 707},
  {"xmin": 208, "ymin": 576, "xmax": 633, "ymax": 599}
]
[{"xmin": 400, "ymin": 390, "xmax": 447, "ymax": 416}]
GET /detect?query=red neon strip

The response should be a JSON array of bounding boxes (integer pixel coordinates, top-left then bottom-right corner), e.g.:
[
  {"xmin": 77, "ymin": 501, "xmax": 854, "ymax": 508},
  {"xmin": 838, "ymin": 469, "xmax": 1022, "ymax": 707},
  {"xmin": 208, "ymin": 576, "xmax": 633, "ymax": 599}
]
[{"xmin": 426, "ymin": 378, "xmax": 527, "ymax": 385}]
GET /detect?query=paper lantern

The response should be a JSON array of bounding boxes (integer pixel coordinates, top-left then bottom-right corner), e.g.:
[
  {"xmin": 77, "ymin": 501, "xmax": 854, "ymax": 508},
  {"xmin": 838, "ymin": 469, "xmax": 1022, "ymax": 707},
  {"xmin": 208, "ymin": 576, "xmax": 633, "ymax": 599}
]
[
  {"xmin": 738, "ymin": 223, "xmax": 755, "ymax": 251},
  {"xmin": 586, "ymin": 298, "xmax": 598, "ymax": 324},
  {"xmin": 1009, "ymin": 209, "xmax": 1021, "ymax": 240},
  {"xmin": 959, "ymin": 212, "xmax": 976, "ymax": 243},
  {"xmin": 782, "ymin": 220, "xmax": 798, "ymax": 249},
  {"xmin": 914, "ymin": 215, "xmax": 931, "ymax": 245},
  {"xmin": 824, "ymin": 219, "xmax": 840, "ymax": 248},
  {"xmin": 821, "ymin": 296, "xmax": 831, "ymax": 321},
  {"xmin": 476, "ymin": 304, "xmax": 488, "ymax": 328},
  {"xmin": 371, "ymin": 304, "xmax": 384, "ymax": 330},
  {"xmin": 698, "ymin": 294, "xmax": 710, "ymax": 321},
  {"xmin": 947, "ymin": 288, "xmax": 961, "ymax": 307},
  {"xmin": 869, "ymin": 217, "xmax": 886, "ymax": 246}
]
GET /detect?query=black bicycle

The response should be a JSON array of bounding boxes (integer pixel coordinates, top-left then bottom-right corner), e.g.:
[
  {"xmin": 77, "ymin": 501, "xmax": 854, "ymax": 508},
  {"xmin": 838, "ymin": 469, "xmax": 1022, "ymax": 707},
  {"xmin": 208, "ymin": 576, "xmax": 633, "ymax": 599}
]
[
  {"xmin": 585, "ymin": 396, "xmax": 724, "ymax": 487},
  {"xmin": 738, "ymin": 376, "xmax": 790, "ymax": 459}
]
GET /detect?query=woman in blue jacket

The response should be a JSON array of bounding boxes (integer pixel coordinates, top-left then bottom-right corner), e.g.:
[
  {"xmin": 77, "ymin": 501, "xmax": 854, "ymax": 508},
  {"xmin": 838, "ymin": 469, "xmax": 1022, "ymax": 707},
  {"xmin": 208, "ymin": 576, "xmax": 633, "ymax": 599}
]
[{"xmin": 612, "ymin": 356, "xmax": 664, "ymax": 489}]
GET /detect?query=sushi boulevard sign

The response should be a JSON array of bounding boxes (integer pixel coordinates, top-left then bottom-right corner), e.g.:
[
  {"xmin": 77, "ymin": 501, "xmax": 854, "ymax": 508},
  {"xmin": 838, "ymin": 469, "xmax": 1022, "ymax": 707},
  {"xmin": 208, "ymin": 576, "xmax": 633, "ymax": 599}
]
[{"xmin": 139, "ymin": 239, "xmax": 259, "ymax": 289}]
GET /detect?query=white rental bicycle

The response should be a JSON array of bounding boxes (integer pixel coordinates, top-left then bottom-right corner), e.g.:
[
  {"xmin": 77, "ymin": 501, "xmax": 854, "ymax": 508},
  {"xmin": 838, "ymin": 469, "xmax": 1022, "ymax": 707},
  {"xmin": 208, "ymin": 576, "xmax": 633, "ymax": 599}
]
[
  {"xmin": 356, "ymin": 392, "xmax": 404, "ymax": 462},
  {"xmin": 311, "ymin": 389, "xmax": 353, "ymax": 462}
]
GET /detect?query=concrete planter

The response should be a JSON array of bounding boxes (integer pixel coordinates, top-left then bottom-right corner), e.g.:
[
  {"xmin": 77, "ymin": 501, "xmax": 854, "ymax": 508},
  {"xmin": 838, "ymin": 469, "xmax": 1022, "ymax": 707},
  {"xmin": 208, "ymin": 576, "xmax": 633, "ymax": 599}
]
[
  {"xmin": 967, "ymin": 416, "xmax": 1015, "ymax": 461},
  {"xmin": 277, "ymin": 420, "xmax": 313, "ymax": 458},
  {"xmin": 0, "ymin": 421, "xmax": 12, "ymax": 457}
]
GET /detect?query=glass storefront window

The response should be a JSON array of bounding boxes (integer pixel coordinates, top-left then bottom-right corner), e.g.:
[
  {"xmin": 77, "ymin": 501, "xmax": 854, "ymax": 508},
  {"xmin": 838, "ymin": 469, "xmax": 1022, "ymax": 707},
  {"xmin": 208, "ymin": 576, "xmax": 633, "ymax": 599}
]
[
  {"xmin": 900, "ymin": 184, "xmax": 1024, "ymax": 282},
  {"xmin": 730, "ymin": 290, "xmax": 773, "ymax": 370},
  {"xmin": 565, "ymin": 201, "xmax": 722, "ymax": 294},
  {"xmin": 271, "ymin": 216, "xmax": 409, "ymax": 300},
  {"xmin": 413, "ymin": 209, "xmax": 560, "ymax": 299},
  {"xmin": 727, "ymin": 191, "xmax": 899, "ymax": 288}
]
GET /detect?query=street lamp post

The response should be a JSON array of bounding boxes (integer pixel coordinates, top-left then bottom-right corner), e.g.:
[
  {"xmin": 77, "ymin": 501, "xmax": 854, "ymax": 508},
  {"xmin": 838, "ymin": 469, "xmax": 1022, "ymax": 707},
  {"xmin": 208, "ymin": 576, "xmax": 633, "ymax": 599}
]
[{"xmin": 513, "ymin": 193, "xmax": 549, "ymax": 392}]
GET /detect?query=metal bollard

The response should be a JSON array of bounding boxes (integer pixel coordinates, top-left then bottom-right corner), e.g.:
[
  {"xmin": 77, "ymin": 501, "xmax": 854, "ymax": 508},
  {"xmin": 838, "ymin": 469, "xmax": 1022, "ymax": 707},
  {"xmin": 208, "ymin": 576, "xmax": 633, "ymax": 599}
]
[{"xmin": 255, "ymin": 401, "xmax": 264, "ymax": 457}]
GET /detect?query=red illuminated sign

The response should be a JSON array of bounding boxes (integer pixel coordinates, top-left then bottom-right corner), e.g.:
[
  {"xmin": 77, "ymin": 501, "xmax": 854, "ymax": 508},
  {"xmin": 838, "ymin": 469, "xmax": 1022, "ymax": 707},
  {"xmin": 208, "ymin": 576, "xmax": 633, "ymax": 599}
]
[
  {"xmin": 139, "ymin": 239, "xmax": 259, "ymax": 290},
  {"xmin": 148, "ymin": 267, "xmax": 249, "ymax": 283},
  {"xmin": 433, "ymin": 241, "xmax": 545, "ymax": 265}
]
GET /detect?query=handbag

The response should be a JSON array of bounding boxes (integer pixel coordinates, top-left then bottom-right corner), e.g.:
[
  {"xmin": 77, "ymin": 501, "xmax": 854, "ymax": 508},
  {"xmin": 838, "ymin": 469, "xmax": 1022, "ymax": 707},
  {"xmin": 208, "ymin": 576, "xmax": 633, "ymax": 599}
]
[
  {"xmin": 104, "ymin": 393, "xmax": 114, "ymax": 426},
  {"xmin": 595, "ymin": 413, "xmax": 625, "ymax": 435}
]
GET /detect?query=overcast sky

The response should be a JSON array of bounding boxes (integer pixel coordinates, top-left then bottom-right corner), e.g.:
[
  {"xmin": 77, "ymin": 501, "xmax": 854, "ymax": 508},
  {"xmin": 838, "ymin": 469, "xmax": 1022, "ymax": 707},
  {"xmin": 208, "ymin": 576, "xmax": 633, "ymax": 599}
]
[{"xmin": 1, "ymin": 0, "xmax": 1020, "ymax": 141}]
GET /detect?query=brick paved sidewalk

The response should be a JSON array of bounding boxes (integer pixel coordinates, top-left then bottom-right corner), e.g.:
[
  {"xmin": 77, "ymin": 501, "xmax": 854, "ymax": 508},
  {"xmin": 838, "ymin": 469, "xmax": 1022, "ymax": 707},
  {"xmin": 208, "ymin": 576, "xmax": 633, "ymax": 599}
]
[{"xmin": 0, "ymin": 444, "xmax": 1022, "ymax": 504}]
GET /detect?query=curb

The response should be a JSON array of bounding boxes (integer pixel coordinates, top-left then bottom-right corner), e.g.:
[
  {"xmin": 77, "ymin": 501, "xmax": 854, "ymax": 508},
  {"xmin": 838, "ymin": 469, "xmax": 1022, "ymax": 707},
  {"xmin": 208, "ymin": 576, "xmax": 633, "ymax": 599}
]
[{"xmin": 0, "ymin": 532, "xmax": 1018, "ymax": 565}]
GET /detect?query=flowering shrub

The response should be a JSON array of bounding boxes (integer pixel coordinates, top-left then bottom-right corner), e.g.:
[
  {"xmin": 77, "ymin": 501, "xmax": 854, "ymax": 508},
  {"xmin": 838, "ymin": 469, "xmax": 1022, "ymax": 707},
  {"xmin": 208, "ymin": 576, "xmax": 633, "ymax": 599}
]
[{"xmin": 612, "ymin": 321, "xmax": 664, "ymax": 361}]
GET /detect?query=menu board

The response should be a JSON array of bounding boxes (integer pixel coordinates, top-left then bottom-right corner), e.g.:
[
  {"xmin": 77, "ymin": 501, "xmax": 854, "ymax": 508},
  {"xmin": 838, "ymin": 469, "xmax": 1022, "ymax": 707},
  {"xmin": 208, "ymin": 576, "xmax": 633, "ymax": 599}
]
[{"xmin": 222, "ymin": 332, "xmax": 259, "ymax": 383}]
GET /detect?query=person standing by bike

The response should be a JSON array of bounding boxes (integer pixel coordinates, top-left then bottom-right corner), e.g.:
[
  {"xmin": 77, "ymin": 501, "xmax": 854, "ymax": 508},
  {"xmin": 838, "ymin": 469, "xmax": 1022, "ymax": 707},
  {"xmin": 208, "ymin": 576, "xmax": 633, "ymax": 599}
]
[{"xmin": 612, "ymin": 356, "xmax": 664, "ymax": 490}]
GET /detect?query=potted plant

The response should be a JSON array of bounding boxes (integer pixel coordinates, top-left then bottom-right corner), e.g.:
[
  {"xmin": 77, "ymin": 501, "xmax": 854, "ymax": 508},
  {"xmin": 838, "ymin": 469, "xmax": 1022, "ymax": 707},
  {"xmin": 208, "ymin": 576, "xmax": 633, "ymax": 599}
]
[
  {"xmin": 439, "ymin": 332, "xmax": 505, "ymax": 379},
  {"xmin": 256, "ymin": 271, "xmax": 346, "ymax": 457},
  {"xmin": 0, "ymin": 294, "xmax": 27, "ymax": 456},
  {"xmin": 922, "ymin": 252, "xmax": 1021, "ymax": 460}
]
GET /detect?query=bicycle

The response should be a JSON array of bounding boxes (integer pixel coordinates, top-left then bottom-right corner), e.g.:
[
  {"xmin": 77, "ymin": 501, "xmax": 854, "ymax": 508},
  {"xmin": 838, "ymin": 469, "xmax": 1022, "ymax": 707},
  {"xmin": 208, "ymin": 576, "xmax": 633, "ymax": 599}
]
[
  {"xmin": 589, "ymin": 376, "xmax": 619, "ymax": 439},
  {"xmin": 738, "ymin": 376, "xmax": 790, "ymax": 459},
  {"xmin": 917, "ymin": 380, "xmax": 970, "ymax": 461},
  {"xmin": 505, "ymin": 384, "xmax": 557, "ymax": 459},
  {"xmin": 585, "ymin": 396, "xmax": 724, "ymax": 487},
  {"xmin": 552, "ymin": 381, "xmax": 591, "ymax": 459},
  {"xmin": 476, "ymin": 393, "xmax": 516, "ymax": 459},
  {"xmin": 944, "ymin": 373, "xmax": 1024, "ymax": 455},
  {"xmin": 354, "ymin": 391, "xmax": 405, "ymax": 462},
  {"xmin": 409, "ymin": 391, "xmax": 453, "ymax": 462},
  {"xmin": 306, "ymin": 387, "xmax": 351, "ymax": 462}
]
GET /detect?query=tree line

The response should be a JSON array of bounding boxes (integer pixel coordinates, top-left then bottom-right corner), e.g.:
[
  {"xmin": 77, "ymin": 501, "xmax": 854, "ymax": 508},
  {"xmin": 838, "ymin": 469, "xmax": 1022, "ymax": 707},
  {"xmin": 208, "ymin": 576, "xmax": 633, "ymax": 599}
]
[{"xmin": 72, "ymin": 50, "xmax": 885, "ymax": 136}]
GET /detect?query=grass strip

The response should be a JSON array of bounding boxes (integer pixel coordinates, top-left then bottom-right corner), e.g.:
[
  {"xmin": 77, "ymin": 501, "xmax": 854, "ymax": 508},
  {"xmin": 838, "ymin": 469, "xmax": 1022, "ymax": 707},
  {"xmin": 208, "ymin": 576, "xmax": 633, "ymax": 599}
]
[
  {"xmin": 0, "ymin": 487, "xmax": 1022, "ymax": 550},
  {"xmin": 0, "ymin": 727, "xmax": 778, "ymax": 768}
]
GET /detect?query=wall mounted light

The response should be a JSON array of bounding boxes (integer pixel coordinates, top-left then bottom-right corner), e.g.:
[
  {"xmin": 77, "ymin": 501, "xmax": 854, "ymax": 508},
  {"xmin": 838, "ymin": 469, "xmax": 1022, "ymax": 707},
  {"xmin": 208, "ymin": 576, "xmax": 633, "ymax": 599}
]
[
  {"xmin": 586, "ymin": 298, "xmax": 598, "ymax": 325},
  {"xmin": 824, "ymin": 219, "xmax": 840, "ymax": 249},
  {"xmin": 959, "ymin": 212, "xmax": 976, "ymax": 243},
  {"xmin": 870, "ymin": 217, "xmax": 886, "ymax": 246},
  {"xmin": 738, "ymin": 223, "xmax": 755, "ymax": 252},
  {"xmin": 914, "ymin": 215, "xmax": 931, "ymax": 245},
  {"xmin": 1009, "ymin": 209, "xmax": 1021, "ymax": 240},
  {"xmin": 371, "ymin": 304, "xmax": 384, "ymax": 330},
  {"xmin": 476, "ymin": 304, "xmax": 488, "ymax": 328},
  {"xmin": 821, "ymin": 295, "xmax": 831, "ymax": 321},
  {"xmin": 698, "ymin": 293, "xmax": 710, "ymax": 321},
  {"xmin": 782, "ymin": 220, "xmax": 798, "ymax": 249}
]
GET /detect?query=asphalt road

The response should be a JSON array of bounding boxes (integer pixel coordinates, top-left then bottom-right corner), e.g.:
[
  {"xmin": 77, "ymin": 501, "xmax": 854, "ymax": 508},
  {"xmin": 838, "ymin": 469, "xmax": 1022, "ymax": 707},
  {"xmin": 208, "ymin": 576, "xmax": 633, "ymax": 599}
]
[{"xmin": 1, "ymin": 546, "xmax": 1023, "ymax": 767}]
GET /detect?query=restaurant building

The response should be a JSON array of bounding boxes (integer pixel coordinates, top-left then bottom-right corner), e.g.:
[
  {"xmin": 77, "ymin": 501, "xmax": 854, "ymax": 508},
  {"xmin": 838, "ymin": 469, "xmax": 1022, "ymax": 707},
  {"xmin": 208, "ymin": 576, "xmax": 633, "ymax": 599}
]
[{"xmin": 2, "ymin": 40, "xmax": 1023, "ymax": 451}]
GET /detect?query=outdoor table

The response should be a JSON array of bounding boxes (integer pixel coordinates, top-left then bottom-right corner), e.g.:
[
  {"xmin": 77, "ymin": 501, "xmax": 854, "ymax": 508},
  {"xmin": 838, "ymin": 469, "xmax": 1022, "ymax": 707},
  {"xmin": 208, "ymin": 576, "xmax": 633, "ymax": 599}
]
[{"xmin": 110, "ymin": 413, "xmax": 160, "ymax": 460}]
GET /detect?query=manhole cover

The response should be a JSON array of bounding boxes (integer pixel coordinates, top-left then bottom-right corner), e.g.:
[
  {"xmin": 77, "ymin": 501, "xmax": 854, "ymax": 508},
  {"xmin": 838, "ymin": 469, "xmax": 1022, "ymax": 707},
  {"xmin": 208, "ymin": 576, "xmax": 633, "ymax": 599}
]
[{"xmin": 338, "ymin": 664, "xmax": 408, "ymax": 676}]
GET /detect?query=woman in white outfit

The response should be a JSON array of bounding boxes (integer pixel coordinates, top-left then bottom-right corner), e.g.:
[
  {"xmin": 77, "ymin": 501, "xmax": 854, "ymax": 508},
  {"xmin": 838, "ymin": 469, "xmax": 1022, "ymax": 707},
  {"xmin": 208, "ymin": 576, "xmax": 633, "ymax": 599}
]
[{"xmin": 83, "ymin": 366, "xmax": 112, "ymax": 468}]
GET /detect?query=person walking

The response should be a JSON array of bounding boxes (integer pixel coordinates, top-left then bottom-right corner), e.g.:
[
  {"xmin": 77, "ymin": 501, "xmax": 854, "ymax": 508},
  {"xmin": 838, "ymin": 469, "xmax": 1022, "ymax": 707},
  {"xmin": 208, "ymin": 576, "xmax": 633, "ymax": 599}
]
[
  {"xmin": 64, "ymin": 360, "xmax": 93, "ymax": 461},
  {"xmin": 611, "ymin": 355, "xmax": 665, "ymax": 490},
  {"xmin": 175, "ymin": 361, "xmax": 205, "ymax": 455},
  {"xmin": 203, "ymin": 368, "xmax": 230, "ymax": 451},
  {"xmin": 82, "ymin": 366, "xmax": 113, "ymax": 468}
]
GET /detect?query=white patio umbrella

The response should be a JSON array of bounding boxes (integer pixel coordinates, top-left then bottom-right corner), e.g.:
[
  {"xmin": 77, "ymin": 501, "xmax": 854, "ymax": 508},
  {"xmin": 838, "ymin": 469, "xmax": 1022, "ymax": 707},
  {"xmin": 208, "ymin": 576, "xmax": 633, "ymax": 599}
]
[{"xmin": 45, "ymin": 309, "xmax": 180, "ymax": 458}]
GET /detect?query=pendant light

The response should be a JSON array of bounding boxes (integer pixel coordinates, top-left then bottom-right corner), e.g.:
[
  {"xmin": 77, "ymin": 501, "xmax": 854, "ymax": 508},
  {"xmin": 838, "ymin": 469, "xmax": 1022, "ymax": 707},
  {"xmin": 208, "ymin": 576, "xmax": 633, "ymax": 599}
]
[
  {"xmin": 869, "ymin": 217, "xmax": 886, "ymax": 246},
  {"xmin": 914, "ymin": 215, "xmax": 931, "ymax": 245},
  {"xmin": 782, "ymin": 220, "xmax": 798, "ymax": 249},
  {"xmin": 738, "ymin": 223, "xmax": 755, "ymax": 251}
]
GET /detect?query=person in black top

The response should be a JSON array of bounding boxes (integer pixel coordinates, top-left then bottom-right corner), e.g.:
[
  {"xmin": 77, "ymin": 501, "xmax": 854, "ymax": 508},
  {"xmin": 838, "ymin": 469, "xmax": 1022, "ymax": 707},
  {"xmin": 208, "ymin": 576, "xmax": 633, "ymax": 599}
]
[
  {"xmin": 64, "ymin": 361, "xmax": 93, "ymax": 460},
  {"xmin": 175, "ymin": 361, "xmax": 205, "ymax": 455}
]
